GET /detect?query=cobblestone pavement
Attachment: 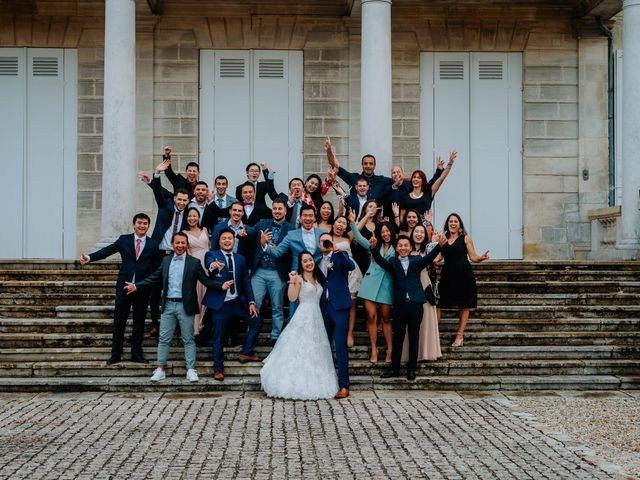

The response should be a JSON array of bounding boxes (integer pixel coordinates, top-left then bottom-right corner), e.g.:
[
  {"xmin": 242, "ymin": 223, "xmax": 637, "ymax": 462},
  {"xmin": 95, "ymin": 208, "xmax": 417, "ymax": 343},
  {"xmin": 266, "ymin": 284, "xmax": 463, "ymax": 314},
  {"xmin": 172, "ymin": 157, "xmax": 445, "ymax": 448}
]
[{"xmin": 0, "ymin": 391, "xmax": 619, "ymax": 480}]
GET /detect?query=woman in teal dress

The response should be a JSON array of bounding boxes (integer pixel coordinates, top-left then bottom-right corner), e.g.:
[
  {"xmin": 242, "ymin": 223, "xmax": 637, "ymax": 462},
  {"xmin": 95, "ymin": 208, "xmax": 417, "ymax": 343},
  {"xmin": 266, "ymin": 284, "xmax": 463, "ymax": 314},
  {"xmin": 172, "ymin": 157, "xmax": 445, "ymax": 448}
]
[{"xmin": 349, "ymin": 210, "xmax": 396, "ymax": 363}]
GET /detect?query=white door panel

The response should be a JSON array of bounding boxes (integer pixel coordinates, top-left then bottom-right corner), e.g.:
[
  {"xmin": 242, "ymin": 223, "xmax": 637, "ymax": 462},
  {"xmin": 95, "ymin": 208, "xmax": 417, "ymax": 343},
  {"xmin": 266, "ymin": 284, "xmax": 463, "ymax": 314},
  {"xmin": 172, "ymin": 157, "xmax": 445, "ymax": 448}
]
[
  {"xmin": 200, "ymin": 49, "xmax": 303, "ymax": 201},
  {"xmin": 432, "ymin": 52, "xmax": 470, "ymax": 232},
  {"xmin": 421, "ymin": 52, "xmax": 522, "ymax": 259},
  {"xmin": 0, "ymin": 49, "xmax": 26, "ymax": 258},
  {"xmin": 25, "ymin": 49, "xmax": 65, "ymax": 258}
]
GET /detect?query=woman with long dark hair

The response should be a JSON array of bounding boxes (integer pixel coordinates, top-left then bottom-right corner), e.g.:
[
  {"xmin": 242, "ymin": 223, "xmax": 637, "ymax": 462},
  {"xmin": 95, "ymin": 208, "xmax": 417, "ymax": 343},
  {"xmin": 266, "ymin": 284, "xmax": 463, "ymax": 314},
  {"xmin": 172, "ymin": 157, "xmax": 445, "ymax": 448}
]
[
  {"xmin": 401, "ymin": 224, "xmax": 442, "ymax": 362},
  {"xmin": 182, "ymin": 207, "xmax": 210, "ymax": 334},
  {"xmin": 350, "ymin": 209, "xmax": 396, "ymax": 363},
  {"xmin": 436, "ymin": 213, "xmax": 489, "ymax": 347},
  {"xmin": 260, "ymin": 251, "xmax": 339, "ymax": 399},
  {"xmin": 315, "ymin": 200, "xmax": 335, "ymax": 232}
]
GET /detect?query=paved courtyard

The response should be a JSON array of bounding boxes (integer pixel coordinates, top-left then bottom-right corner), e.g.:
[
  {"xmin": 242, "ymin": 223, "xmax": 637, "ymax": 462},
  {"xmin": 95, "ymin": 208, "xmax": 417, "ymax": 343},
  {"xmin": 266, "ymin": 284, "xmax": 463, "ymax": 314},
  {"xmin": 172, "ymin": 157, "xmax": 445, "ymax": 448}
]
[{"xmin": 0, "ymin": 391, "xmax": 627, "ymax": 479}]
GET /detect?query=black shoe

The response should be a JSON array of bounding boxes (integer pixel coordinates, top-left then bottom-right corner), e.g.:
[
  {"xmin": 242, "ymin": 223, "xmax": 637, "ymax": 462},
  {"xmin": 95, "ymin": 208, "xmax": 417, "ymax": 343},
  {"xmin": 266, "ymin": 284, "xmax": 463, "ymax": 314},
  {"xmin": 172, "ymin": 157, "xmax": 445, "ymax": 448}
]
[
  {"xmin": 131, "ymin": 355, "xmax": 148, "ymax": 364},
  {"xmin": 380, "ymin": 368, "xmax": 400, "ymax": 379},
  {"xmin": 406, "ymin": 370, "xmax": 416, "ymax": 381},
  {"xmin": 106, "ymin": 356, "xmax": 121, "ymax": 366},
  {"xmin": 270, "ymin": 339, "xmax": 277, "ymax": 347}
]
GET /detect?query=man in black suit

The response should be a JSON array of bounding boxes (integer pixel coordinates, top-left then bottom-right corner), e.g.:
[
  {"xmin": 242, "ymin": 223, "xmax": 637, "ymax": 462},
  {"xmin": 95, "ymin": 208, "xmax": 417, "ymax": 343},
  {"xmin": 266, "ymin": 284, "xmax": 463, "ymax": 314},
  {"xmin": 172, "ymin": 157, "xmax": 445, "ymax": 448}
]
[
  {"xmin": 161, "ymin": 145, "xmax": 200, "ymax": 197},
  {"xmin": 124, "ymin": 232, "xmax": 227, "ymax": 383},
  {"xmin": 369, "ymin": 233, "xmax": 445, "ymax": 380},
  {"xmin": 80, "ymin": 213, "xmax": 162, "ymax": 365},
  {"xmin": 234, "ymin": 162, "xmax": 278, "ymax": 209},
  {"xmin": 238, "ymin": 182, "xmax": 271, "ymax": 227}
]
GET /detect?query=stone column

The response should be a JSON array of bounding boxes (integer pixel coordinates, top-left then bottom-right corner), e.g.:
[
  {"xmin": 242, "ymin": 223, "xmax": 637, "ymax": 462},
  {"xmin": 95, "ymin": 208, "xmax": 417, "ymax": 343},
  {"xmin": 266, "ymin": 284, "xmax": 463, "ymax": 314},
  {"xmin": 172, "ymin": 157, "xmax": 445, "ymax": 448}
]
[
  {"xmin": 100, "ymin": 0, "xmax": 136, "ymax": 242},
  {"xmin": 360, "ymin": 0, "xmax": 392, "ymax": 174},
  {"xmin": 620, "ymin": 0, "xmax": 640, "ymax": 249}
]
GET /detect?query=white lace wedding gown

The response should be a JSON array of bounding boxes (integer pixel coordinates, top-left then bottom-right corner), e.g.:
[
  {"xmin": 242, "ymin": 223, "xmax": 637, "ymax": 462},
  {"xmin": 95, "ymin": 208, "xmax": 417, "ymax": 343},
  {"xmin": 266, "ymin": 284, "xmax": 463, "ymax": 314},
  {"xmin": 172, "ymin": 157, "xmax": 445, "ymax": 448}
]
[{"xmin": 260, "ymin": 280, "xmax": 339, "ymax": 400}]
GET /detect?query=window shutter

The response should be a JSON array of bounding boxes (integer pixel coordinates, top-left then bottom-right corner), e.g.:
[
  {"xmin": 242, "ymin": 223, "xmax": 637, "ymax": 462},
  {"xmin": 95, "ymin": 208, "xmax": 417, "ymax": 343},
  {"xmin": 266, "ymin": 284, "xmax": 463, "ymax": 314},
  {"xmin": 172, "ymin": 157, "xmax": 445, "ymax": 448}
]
[
  {"xmin": 0, "ymin": 57, "xmax": 19, "ymax": 76},
  {"xmin": 219, "ymin": 58, "xmax": 245, "ymax": 78},
  {"xmin": 439, "ymin": 60, "xmax": 464, "ymax": 80},
  {"xmin": 478, "ymin": 61, "xmax": 503, "ymax": 80},
  {"xmin": 258, "ymin": 59, "xmax": 285, "ymax": 78}
]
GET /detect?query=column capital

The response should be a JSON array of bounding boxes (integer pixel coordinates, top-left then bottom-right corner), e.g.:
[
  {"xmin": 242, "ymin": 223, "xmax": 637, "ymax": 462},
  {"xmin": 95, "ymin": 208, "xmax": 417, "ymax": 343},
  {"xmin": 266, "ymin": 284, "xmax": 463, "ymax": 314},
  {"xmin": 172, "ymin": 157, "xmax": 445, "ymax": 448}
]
[{"xmin": 624, "ymin": 0, "xmax": 640, "ymax": 8}]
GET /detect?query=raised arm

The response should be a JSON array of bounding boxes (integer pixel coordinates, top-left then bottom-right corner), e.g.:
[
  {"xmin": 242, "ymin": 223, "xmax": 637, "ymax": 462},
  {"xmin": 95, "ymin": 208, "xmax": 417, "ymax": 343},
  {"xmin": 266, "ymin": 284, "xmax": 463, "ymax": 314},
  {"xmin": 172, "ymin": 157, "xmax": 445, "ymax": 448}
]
[
  {"xmin": 370, "ymin": 240, "xmax": 393, "ymax": 272},
  {"xmin": 261, "ymin": 163, "xmax": 279, "ymax": 201},
  {"xmin": 83, "ymin": 238, "xmax": 120, "ymax": 263},
  {"xmin": 431, "ymin": 150, "xmax": 456, "ymax": 196},
  {"xmin": 287, "ymin": 272, "xmax": 302, "ymax": 302}
]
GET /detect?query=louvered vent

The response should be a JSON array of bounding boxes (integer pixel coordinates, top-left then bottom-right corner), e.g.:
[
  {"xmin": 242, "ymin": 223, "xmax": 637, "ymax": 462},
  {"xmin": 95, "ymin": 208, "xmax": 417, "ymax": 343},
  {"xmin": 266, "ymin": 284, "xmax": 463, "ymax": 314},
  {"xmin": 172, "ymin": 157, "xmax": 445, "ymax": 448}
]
[
  {"xmin": 220, "ymin": 58, "xmax": 245, "ymax": 78},
  {"xmin": 478, "ymin": 61, "xmax": 503, "ymax": 80},
  {"xmin": 259, "ymin": 59, "xmax": 284, "ymax": 78},
  {"xmin": 33, "ymin": 57, "xmax": 59, "ymax": 76},
  {"xmin": 0, "ymin": 57, "xmax": 19, "ymax": 76},
  {"xmin": 439, "ymin": 61, "xmax": 464, "ymax": 80}
]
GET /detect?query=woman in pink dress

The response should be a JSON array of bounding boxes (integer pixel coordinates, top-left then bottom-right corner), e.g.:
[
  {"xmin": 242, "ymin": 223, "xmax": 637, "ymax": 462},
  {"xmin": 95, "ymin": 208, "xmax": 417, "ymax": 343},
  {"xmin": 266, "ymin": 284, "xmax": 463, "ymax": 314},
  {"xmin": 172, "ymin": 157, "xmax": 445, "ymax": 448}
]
[
  {"xmin": 183, "ymin": 207, "xmax": 210, "ymax": 334},
  {"xmin": 401, "ymin": 224, "xmax": 442, "ymax": 362}
]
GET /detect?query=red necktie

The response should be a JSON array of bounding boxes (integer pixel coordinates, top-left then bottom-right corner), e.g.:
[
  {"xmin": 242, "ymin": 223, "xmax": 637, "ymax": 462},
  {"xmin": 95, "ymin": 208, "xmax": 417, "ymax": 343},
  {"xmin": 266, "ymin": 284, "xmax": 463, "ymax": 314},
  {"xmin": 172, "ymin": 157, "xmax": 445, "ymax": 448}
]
[
  {"xmin": 172, "ymin": 211, "xmax": 180, "ymax": 236},
  {"xmin": 244, "ymin": 202, "xmax": 253, "ymax": 206},
  {"xmin": 135, "ymin": 239, "xmax": 141, "ymax": 259}
]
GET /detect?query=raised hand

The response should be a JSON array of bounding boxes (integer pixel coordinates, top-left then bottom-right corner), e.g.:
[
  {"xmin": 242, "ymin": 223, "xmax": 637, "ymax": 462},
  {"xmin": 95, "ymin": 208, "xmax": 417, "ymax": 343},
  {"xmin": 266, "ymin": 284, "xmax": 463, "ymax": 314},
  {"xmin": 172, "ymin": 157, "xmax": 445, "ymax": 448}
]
[
  {"xmin": 288, "ymin": 271, "xmax": 301, "ymax": 284},
  {"xmin": 123, "ymin": 282, "xmax": 136, "ymax": 294},
  {"xmin": 391, "ymin": 202, "xmax": 400, "ymax": 218},
  {"xmin": 435, "ymin": 232, "xmax": 447, "ymax": 246},
  {"xmin": 448, "ymin": 149, "xmax": 458, "ymax": 168},
  {"xmin": 323, "ymin": 137, "xmax": 332, "ymax": 153},
  {"xmin": 79, "ymin": 254, "xmax": 89, "ymax": 265},
  {"xmin": 222, "ymin": 279, "xmax": 234, "ymax": 291},
  {"xmin": 205, "ymin": 188, "xmax": 214, "ymax": 203},
  {"xmin": 423, "ymin": 210, "xmax": 433, "ymax": 225},
  {"xmin": 155, "ymin": 159, "xmax": 170, "ymax": 174},
  {"xmin": 348, "ymin": 209, "xmax": 356, "ymax": 225},
  {"xmin": 138, "ymin": 172, "xmax": 151, "ymax": 184},
  {"xmin": 369, "ymin": 236, "xmax": 378, "ymax": 249},
  {"xmin": 163, "ymin": 145, "xmax": 172, "ymax": 160},
  {"xmin": 436, "ymin": 156, "xmax": 445, "ymax": 170},
  {"xmin": 260, "ymin": 162, "xmax": 267, "ymax": 170},
  {"xmin": 236, "ymin": 228, "xmax": 247, "ymax": 238}
]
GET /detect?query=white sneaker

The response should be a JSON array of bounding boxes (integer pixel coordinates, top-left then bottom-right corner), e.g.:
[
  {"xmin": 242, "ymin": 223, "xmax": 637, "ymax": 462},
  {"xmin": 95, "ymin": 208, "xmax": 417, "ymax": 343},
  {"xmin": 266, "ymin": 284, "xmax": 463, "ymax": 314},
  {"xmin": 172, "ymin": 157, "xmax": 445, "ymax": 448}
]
[
  {"xmin": 186, "ymin": 369, "xmax": 199, "ymax": 382},
  {"xmin": 150, "ymin": 368, "xmax": 166, "ymax": 382}
]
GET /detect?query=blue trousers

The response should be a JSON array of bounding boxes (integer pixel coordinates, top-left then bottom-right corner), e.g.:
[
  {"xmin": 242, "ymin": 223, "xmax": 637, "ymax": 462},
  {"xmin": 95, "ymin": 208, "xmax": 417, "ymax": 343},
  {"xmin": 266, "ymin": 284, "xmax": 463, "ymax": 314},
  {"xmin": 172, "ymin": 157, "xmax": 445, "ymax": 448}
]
[
  {"xmin": 323, "ymin": 302, "xmax": 350, "ymax": 389},
  {"xmin": 251, "ymin": 268, "xmax": 285, "ymax": 340},
  {"xmin": 211, "ymin": 299, "xmax": 262, "ymax": 372}
]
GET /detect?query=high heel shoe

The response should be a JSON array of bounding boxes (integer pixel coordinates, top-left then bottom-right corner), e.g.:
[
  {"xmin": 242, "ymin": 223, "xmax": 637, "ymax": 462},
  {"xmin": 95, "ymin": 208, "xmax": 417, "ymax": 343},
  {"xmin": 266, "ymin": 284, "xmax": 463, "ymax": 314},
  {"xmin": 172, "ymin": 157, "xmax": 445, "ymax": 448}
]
[
  {"xmin": 370, "ymin": 347, "xmax": 378, "ymax": 364},
  {"xmin": 452, "ymin": 335, "xmax": 464, "ymax": 348}
]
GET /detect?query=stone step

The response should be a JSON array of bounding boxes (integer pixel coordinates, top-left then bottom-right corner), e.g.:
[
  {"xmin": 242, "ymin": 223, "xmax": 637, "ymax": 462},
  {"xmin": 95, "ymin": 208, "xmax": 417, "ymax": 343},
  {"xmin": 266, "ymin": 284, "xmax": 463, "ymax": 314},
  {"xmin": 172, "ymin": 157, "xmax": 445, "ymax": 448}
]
[
  {"xmin": 2, "ymin": 358, "xmax": 639, "ymax": 378},
  {"xmin": 1, "ymin": 317, "xmax": 638, "ymax": 334},
  {"xmin": 3, "ymin": 344, "xmax": 639, "ymax": 363},
  {"xmin": 2, "ymin": 331, "xmax": 639, "ymax": 349},
  {"xmin": 0, "ymin": 374, "xmax": 636, "ymax": 393}
]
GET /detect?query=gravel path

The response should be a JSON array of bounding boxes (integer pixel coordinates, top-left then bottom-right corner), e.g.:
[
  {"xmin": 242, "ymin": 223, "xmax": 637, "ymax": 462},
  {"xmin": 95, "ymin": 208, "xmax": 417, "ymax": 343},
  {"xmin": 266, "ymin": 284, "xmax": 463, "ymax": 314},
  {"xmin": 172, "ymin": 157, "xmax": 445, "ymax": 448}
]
[{"xmin": 511, "ymin": 392, "xmax": 640, "ymax": 479}]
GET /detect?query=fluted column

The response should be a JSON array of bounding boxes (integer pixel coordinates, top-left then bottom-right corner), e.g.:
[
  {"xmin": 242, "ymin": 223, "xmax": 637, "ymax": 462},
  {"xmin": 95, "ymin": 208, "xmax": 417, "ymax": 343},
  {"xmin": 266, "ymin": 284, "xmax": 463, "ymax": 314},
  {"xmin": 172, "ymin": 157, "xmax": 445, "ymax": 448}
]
[
  {"xmin": 101, "ymin": 0, "xmax": 136, "ymax": 241},
  {"xmin": 360, "ymin": 0, "xmax": 392, "ymax": 174},
  {"xmin": 620, "ymin": 0, "xmax": 640, "ymax": 248}
]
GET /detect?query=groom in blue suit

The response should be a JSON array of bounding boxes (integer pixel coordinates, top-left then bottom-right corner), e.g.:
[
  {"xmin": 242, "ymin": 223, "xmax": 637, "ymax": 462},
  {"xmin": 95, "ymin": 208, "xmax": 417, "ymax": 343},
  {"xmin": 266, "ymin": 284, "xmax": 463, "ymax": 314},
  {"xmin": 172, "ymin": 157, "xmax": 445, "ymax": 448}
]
[
  {"xmin": 203, "ymin": 228, "xmax": 260, "ymax": 381},
  {"xmin": 261, "ymin": 204, "xmax": 324, "ymax": 319},
  {"xmin": 318, "ymin": 232, "xmax": 355, "ymax": 399}
]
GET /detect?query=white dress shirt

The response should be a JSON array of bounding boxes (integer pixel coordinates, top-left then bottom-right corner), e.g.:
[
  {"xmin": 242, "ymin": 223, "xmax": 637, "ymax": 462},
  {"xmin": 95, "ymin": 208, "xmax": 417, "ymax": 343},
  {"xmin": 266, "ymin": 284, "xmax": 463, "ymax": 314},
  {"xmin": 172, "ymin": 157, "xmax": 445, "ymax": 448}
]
[
  {"xmin": 160, "ymin": 208, "xmax": 184, "ymax": 251},
  {"xmin": 357, "ymin": 195, "xmax": 368, "ymax": 218},
  {"xmin": 301, "ymin": 227, "xmax": 317, "ymax": 252},
  {"xmin": 167, "ymin": 253, "xmax": 186, "ymax": 299}
]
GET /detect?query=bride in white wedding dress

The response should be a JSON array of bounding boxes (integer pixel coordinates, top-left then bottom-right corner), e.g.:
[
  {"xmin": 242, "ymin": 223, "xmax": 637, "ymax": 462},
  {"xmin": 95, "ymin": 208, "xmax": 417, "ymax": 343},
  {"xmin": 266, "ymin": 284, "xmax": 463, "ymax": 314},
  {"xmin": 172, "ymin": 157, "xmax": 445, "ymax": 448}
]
[{"xmin": 260, "ymin": 252, "xmax": 339, "ymax": 400}]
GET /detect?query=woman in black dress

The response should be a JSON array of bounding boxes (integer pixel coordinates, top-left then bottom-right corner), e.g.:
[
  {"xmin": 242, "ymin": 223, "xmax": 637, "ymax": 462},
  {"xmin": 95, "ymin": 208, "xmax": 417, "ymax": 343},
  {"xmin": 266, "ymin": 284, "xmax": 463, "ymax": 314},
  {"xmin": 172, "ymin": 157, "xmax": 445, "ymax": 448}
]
[{"xmin": 436, "ymin": 213, "xmax": 489, "ymax": 347}]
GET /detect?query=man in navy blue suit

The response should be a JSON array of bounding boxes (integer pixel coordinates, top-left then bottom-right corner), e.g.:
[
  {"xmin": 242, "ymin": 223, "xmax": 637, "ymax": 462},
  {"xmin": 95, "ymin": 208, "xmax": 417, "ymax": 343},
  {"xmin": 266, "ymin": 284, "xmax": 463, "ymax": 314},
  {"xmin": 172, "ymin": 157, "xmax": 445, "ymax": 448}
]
[
  {"xmin": 317, "ymin": 232, "xmax": 355, "ymax": 399},
  {"xmin": 202, "ymin": 228, "xmax": 260, "ymax": 381},
  {"xmin": 370, "ymin": 233, "xmax": 445, "ymax": 380},
  {"xmin": 80, "ymin": 213, "xmax": 161, "ymax": 365}
]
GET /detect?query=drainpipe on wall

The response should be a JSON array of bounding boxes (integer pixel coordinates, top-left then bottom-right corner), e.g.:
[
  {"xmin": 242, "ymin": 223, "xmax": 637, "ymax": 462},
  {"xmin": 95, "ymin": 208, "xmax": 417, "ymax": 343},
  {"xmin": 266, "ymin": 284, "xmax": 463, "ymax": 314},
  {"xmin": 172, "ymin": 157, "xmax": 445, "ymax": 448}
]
[{"xmin": 597, "ymin": 16, "xmax": 616, "ymax": 207}]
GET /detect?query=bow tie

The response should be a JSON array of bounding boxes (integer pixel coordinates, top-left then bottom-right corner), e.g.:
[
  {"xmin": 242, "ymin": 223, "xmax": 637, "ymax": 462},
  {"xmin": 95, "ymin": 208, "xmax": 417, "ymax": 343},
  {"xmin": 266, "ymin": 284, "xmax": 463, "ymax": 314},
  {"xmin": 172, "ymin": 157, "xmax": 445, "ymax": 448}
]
[{"xmin": 244, "ymin": 202, "xmax": 253, "ymax": 206}]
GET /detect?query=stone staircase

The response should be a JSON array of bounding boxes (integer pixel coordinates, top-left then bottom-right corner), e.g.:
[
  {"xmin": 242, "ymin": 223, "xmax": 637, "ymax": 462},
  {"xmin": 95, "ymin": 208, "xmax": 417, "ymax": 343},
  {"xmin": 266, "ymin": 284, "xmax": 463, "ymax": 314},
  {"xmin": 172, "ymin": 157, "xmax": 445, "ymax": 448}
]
[{"xmin": 0, "ymin": 260, "xmax": 639, "ymax": 392}]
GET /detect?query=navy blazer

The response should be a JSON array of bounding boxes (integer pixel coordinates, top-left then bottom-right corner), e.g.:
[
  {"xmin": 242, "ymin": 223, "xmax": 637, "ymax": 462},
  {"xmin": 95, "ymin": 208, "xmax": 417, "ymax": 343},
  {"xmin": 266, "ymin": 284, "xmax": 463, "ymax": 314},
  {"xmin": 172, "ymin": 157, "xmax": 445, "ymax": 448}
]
[
  {"xmin": 247, "ymin": 219, "xmax": 292, "ymax": 281},
  {"xmin": 370, "ymin": 245, "xmax": 442, "ymax": 305},
  {"xmin": 88, "ymin": 234, "xmax": 161, "ymax": 301},
  {"xmin": 210, "ymin": 222, "xmax": 250, "ymax": 258},
  {"xmin": 149, "ymin": 175, "xmax": 189, "ymax": 244},
  {"xmin": 134, "ymin": 253, "xmax": 222, "ymax": 316},
  {"xmin": 202, "ymin": 250, "xmax": 255, "ymax": 310},
  {"xmin": 319, "ymin": 250, "xmax": 355, "ymax": 311}
]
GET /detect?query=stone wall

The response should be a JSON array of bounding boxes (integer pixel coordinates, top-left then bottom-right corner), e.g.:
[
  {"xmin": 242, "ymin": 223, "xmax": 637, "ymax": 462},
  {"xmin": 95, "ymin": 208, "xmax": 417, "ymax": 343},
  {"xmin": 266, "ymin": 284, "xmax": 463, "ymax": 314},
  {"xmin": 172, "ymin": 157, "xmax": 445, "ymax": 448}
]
[{"xmin": 0, "ymin": 3, "xmax": 615, "ymax": 259}]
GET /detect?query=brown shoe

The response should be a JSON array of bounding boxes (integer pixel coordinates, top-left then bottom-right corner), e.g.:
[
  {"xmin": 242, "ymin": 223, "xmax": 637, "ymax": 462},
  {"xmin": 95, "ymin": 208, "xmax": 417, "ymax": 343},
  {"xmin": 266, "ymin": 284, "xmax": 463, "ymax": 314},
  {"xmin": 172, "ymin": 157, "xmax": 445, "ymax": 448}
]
[
  {"xmin": 334, "ymin": 388, "xmax": 350, "ymax": 399},
  {"xmin": 213, "ymin": 372, "xmax": 224, "ymax": 381},
  {"xmin": 238, "ymin": 354, "xmax": 260, "ymax": 363}
]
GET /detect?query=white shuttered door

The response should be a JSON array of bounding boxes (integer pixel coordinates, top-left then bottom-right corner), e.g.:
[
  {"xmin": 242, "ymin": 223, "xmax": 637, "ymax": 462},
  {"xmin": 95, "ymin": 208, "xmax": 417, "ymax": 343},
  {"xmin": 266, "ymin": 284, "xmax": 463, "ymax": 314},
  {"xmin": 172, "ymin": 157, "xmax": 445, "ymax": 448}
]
[
  {"xmin": 0, "ymin": 48, "xmax": 76, "ymax": 259},
  {"xmin": 421, "ymin": 52, "xmax": 522, "ymax": 259},
  {"xmin": 200, "ymin": 50, "xmax": 303, "ymax": 197}
]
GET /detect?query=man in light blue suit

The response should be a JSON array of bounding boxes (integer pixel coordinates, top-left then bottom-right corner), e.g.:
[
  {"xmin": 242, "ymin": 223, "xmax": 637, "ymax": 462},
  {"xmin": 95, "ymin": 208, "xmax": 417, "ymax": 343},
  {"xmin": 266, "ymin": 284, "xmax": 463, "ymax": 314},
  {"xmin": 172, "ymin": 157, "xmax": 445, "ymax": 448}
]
[{"xmin": 260, "ymin": 204, "xmax": 324, "ymax": 318}]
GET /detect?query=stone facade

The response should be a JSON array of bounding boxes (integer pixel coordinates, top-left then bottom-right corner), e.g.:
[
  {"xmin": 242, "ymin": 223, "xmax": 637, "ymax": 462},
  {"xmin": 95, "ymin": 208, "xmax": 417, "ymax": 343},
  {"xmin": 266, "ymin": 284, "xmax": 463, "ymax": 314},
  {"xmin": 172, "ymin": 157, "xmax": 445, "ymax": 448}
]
[{"xmin": 0, "ymin": 1, "xmax": 619, "ymax": 259}]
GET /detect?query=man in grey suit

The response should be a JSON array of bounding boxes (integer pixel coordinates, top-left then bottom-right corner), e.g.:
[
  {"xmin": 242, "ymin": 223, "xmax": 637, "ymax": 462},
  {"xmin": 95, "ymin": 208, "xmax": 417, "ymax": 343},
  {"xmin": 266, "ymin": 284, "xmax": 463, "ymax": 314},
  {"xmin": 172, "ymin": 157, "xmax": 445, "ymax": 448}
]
[{"xmin": 124, "ymin": 232, "xmax": 228, "ymax": 383}]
